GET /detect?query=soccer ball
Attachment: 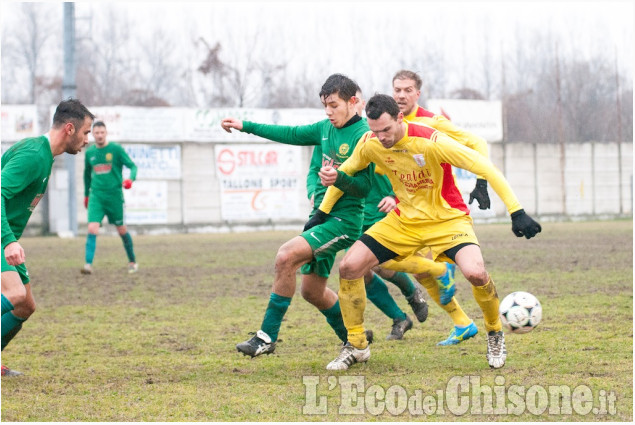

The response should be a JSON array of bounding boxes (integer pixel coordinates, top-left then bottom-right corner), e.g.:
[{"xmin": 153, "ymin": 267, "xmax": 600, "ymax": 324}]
[{"xmin": 499, "ymin": 291, "xmax": 542, "ymax": 334}]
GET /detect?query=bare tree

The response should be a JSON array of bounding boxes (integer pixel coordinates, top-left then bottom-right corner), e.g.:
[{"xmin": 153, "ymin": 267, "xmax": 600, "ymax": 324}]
[{"xmin": 1, "ymin": 3, "xmax": 59, "ymax": 103}]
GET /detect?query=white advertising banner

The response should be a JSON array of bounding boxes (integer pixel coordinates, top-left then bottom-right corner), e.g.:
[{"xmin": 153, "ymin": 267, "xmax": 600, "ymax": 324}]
[
  {"xmin": 89, "ymin": 106, "xmax": 184, "ymax": 142},
  {"xmin": 84, "ymin": 106, "xmax": 325, "ymax": 143},
  {"xmin": 124, "ymin": 180, "xmax": 168, "ymax": 224},
  {"xmin": 123, "ymin": 144, "xmax": 181, "ymax": 180},
  {"xmin": 1, "ymin": 104, "xmax": 39, "ymax": 141},
  {"xmin": 426, "ymin": 99, "xmax": 503, "ymax": 142},
  {"xmin": 185, "ymin": 108, "xmax": 325, "ymax": 142},
  {"xmin": 214, "ymin": 144, "xmax": 304, "ymax": 221}
]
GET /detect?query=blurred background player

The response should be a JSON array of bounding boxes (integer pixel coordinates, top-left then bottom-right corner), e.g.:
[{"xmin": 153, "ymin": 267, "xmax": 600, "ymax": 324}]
[
  {"xmin": 315, "ymin": 94, "xmax": 541, "ymax": 370},
  {"xmin": 2, "ymin": 99, "xmax": 94, "ymax": 376},
  {"xmin": 221, "ymin": 74, "xmax": 373, "ymax": 359},
  {"xmin": 81, "ymin": 121, "xmax": 138, "ymax": 275},
  {"xmin": 307, "ymin": 90, "xmax": 428, "ymax": 340}
]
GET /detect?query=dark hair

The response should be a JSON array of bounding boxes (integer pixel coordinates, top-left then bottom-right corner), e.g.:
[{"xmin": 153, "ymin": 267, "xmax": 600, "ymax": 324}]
[
  {"xmin": 52, "ymin": 98, "xmax": 95, "ymax": 129},
  {"xmin": 365, "ymin": 94, "xmax": 401, "ymax": 120},
  {"xmin": 92, "ymin": 121, "xmax": 106, "ymax": 129},
  {"xmin": 319, "ymin": 73, "xmax": 360, "ymax": 102},
  {"xmin": 392, "ymin": 70, "xmax": 422, "ymax": 90}
]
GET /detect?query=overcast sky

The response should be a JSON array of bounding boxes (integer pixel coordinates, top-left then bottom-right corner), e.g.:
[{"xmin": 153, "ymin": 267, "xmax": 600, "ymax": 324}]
[{"xmin": 1, "ymin": 1, "xmax": 633, "ymax": 105}]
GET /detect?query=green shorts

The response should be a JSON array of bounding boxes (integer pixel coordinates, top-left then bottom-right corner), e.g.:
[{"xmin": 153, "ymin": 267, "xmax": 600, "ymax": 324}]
[
  {"xmin": 87, "ymin": 191, "xmax": 125, "ymax": 226},
  {"xmin": 1, "ymin": 251, "xmax": 30, "ymax": 284},
  {"xmin": 300, "ymin": 212, "xmax": 362, "ymax": 278}
]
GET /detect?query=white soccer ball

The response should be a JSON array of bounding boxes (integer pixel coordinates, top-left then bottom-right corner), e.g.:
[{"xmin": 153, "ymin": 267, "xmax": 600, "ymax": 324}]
[{"xmin": 499, "ymin": 291, "xmax": 542, "ymax": 334}]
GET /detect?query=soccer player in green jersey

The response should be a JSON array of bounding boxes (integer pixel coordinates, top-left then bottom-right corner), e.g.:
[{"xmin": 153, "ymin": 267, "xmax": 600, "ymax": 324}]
[
  {"xmin": 81, "ymin": 121, "xmax": 138, "ymax": 275},
  {"xmin": 1, "ymin": 99, "xmax": 94, "ymax": 376},
  {"xmin": 307, "ymin": 91, "xmax": 428, "ymax": 341},
  {"xmin": 221, "ymin": 74, "xmax": 374, "ymax": 359}
]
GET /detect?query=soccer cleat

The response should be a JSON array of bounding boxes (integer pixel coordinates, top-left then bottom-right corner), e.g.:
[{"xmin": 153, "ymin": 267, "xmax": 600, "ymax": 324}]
[
  {"xmin": 128, "ymin": 263, "xmax": 139, "ymax": 274},
  {"xmin": 1, "ymin": 365, "xmax": 23, "ymax": 377},
  {"xmin": 407, "ymin": 286, "xmax": 429, "ymax": 322},
  {"xmin": 326, "ymin": 342, "xmax": 370, "ymax": 370},
  {"xmin": 386, "ymin": 316, "xmax": 413, "ymax": 340},
  {"xmin": 437, "ymin": 262, "xmax": 456, "ymax": 305},
  {"xmin": 437, "ymin": 322, "xmax": 478, "ymax": 346},
  {"xmin": 486, "ymin": 330, "xmax": 507, "ymax": 369},
  {"xmin": 80, "ymin": 263, "xmax": 93, "ymax": 275},
  {"xmin": 236, "ymin": 330, "xmax": 276, "ymax": 357}
]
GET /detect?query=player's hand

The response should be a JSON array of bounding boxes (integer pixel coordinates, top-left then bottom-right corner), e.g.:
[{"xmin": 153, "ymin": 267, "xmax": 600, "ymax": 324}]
[
  {"xmin": 220, "ymin": 118, "xmax": 243, "ymax": 133},
  {"xmin": 84, "ymin": 196, "xmax": 89, "ymax": 209},
  {"xmin": 469, "ymin": 178, "xmax": 490, "ymax": 210},
  {"xmin": 511, "ymin": 209, "xmax": 541, "ymax": 239},
  {"xmin": 318, "ymin": 166, "xmax": 338, "ymax": 187},
  {"xmin": 123, "ymin": 179, "xmax": 133, "ymax": 189},
  {"xmin": 4, "ymin": 241, "xmax": 25, "ymax": 266},
  {"xmin": 377, "ymin": 196, "xmax": 396, "ymax": 213},
  {"xmin": 303, "ymin": 210, "xmax": 328, "ymax": 231}
]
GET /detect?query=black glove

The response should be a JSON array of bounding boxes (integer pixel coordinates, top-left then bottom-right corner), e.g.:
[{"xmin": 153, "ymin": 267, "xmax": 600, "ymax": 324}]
[
  {"xmin": 511, "ymin": 209, "xmax": 542, "ymax": 239},
  {"xmin": 303, "ymin": 210, "xmax": 328, "ymax": 231},
  {"xmin": 469, "ymin": 178, "xmax": 490, "ymax": 210}
]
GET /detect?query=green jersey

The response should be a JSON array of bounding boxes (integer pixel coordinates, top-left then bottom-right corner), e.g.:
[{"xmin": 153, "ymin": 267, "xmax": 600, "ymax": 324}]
[
  {"xmin": 242, "ymin": 117, "xmax": 371, "ymax": 217},
  {"xmin": 83, "ymin": 142, "xmax": 137, "ymax": 198},
  {"xmin": 1, "ymin": 135, "xmax": 54, "ymax": 248},
  {"xmin": 307, "ymin": 141, "xmax": 395, "ymax": 227}
]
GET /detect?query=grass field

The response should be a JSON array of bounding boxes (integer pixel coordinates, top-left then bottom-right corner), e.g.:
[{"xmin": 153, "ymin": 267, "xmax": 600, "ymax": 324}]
[{"xmin": 1, "ymin": 219, "xmax": 632, "ymax": 421}]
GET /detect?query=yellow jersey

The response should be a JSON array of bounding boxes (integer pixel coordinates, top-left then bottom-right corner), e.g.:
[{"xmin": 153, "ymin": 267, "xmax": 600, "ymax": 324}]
[{"xmin": 319, "ymin": 122, "xmax": 522, "ymax": 225}]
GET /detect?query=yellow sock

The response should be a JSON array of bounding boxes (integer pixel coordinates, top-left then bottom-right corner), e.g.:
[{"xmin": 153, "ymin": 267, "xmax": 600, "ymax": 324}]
[
  {"xmin": 382, "ymin": 255, "xmax": 446, "ymax": 277},
  {"xmin": 339, "ymin": 278, "xmax": 368, "ymax": 349},
  {"xmin": 471, "ymin": 278, "xmax": 502, "ymax": 332},
  {"xmin": 417, "ymin": 276, "xmax": 472, "ymax": 326}
]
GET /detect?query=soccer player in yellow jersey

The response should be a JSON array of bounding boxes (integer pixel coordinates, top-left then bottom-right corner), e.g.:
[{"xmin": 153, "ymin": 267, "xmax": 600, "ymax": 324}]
[
  {"xmin": 390, "ymin": 69, "xmax": 494, "ymax": 345},
  {"xmin": 314, "ymin": 94, "xmax": 541, "ymax": 370}
]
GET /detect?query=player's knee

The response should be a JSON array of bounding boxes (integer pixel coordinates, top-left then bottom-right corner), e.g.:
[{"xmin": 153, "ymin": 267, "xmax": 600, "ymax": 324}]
[
  {"xmin": 413, "ymin": 272, "xmax": 431, "ymax": 279},
  {"xmin": 339, "ymin": 256, "xmax": 365, "ymax": 280},
  {"xmin": 14, "ymin": 297, "xmax": 36, "ymax": 317},
  {"xmin": 5, "ymin": 287, "xmax": 27, "ymax": 310},
  {"xmin": 464, "ymin": 269, "xmax": 489, "ymax": 286},
  {"xmin": 87, "ymin": 223, "xmax": 100, "ymax": 234}
]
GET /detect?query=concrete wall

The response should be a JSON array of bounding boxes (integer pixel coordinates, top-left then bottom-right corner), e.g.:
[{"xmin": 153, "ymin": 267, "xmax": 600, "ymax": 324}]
[{"xmin": 10, "ymin": 140, "xmax": 633, "ymax": 237}]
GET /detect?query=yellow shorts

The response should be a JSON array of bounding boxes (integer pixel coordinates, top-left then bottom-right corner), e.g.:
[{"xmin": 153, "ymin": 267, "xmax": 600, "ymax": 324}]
[{"xmin": 365, "ymin": 211, "xmax": 479, "ymax": 263}]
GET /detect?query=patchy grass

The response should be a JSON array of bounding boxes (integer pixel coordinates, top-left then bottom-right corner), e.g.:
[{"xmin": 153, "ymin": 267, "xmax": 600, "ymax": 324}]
[{"xmin": 1, "ymin": 220, "xmax": 632, "ymax": 421}]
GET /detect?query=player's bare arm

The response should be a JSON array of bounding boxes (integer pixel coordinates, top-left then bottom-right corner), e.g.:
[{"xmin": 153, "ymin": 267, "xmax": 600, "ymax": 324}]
[{"xmin": 220, "ymin": 118, "xmax": 244, "ymax": 133}]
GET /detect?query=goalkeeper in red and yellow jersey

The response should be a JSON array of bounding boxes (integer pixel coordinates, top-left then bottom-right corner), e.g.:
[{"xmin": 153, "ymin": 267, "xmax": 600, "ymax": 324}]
[{"xmin": 312, "ymin": 94, "xmax": 541, "ymax": 370}]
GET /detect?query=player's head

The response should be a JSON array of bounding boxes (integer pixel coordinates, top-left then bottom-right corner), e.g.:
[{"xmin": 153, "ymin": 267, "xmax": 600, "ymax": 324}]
[
  {"xmin": 319, "ymin": 73, "xmax": 359, "ymax": 128},
  {"xmin": 92, "ymin": 121, "xmax": 108, "ymax": 147},
  {"xmin": 365, "ymin": 94, "xmax": 404, "ymax": 149},
  {"xmin": 392, "ymin": 70, "xmax": 422, "ymax": 116},
  {"xmin": 52, "ymin": 98, "xmax": 95, "ymax": 154},
  {"xmin": 354, "ymin": 88, "xmax": 366, "ymax": 117}
]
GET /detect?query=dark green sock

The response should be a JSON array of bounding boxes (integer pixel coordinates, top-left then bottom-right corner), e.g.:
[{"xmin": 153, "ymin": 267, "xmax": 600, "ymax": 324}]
[
  {"xmin": 260, "ymin": 293, "xmax": 291, "ymax": 342},
  {"xmin": 120, "ymin": 233, "xmax": 136, "ymax": 263},
  {"xmin": 2, "ymin": 312, "xmax": 26, "ymax": 350},
  {"xmin": 386, "ymin": 271, "xmax": 416, "ymax": 299},
  {"xmin": 366, "ymin": 273, "xmax": 407, "ymax": 321},
  {"xmin": 319, "ymin": 300, "xmax": 348, "ymax": 343},
  {"xmin": 85, "ymin": 233, "xmax": 97, "ymax": 264},
  {"xmin": 1, "ymin": 294, "xmax": 14, "ymax": 316}
]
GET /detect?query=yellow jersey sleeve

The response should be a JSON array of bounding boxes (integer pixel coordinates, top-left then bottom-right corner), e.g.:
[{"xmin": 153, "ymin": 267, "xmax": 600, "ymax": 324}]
[
  {"xmin": 319, "ymin": 131, "xmax": 373, "ymax": 214},
  {"xmin": 406, "ymin": 105, "xmax": 489, "ymax": 179},
  {"xmin": 430, "ymin": 132, "xmax": 522, "ymax": 214}
]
